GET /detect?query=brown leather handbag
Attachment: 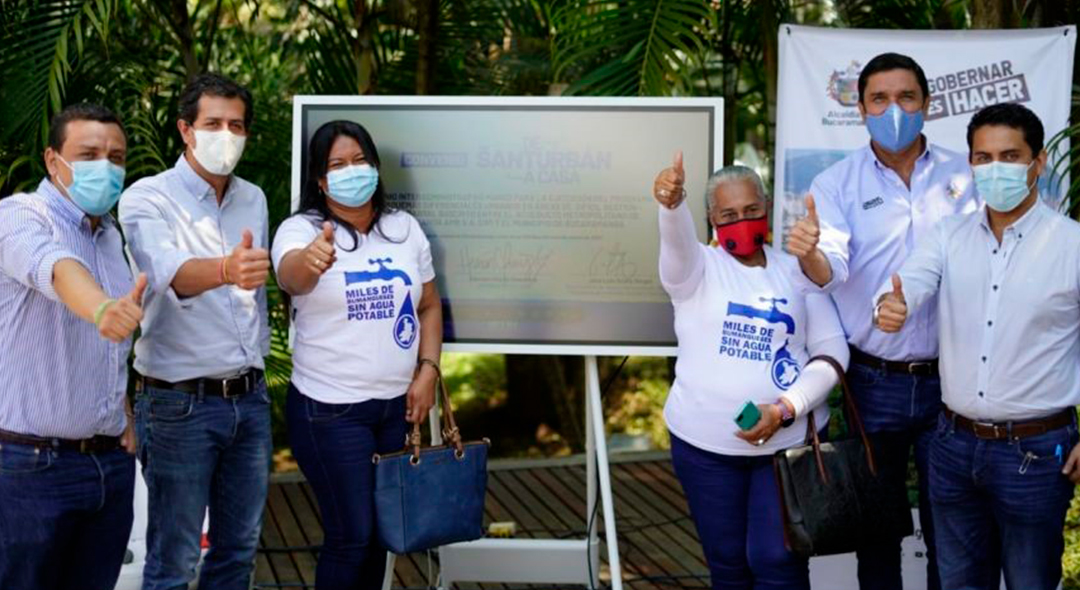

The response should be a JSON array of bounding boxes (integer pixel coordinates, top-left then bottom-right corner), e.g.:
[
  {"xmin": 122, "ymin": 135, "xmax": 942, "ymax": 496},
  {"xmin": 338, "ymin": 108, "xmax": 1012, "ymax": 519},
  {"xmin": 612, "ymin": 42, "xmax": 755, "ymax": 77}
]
[{"xmin": 772, "ymin": 355, "xmax": 913, "ymax": 556}]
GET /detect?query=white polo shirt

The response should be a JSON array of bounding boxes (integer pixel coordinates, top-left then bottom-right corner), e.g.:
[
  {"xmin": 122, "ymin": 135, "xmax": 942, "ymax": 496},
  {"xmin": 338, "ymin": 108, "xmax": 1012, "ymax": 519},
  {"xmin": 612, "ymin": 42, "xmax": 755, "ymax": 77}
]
[
  {"xmin": 805, "ymin": 141, "xmax": 978, "ymax": 361},
  {"xmin": 272, "ymin": 210, "xmax": 435, "ymax": 404}
]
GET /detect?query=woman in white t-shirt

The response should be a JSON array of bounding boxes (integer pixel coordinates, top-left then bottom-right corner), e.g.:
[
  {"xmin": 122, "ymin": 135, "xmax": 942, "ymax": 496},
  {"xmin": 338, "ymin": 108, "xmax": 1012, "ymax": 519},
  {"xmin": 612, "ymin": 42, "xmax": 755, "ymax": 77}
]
[
  {"xmin": 272, "ymin": 120, "xmax": 442, "ymax": 590},
  {"xmin": 652, "ymin": 157, "xmax": 849, "ymax": 590}
]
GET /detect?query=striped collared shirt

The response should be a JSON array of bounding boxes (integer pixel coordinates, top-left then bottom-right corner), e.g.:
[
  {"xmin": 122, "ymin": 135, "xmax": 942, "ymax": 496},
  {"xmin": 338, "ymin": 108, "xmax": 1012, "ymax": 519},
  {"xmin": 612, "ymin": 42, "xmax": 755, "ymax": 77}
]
[{"xmin": 0, "ymin": 179, "xmax": 133, "ymax": 438}]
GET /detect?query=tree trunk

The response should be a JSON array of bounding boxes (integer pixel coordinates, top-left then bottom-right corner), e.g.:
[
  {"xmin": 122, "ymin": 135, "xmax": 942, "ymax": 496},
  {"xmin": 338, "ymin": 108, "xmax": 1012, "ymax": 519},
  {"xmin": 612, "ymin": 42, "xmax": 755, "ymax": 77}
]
[
  {"xmin": 415, "ymin": 0, "xmax": 439, "ymax": 95},
  {"xmin": 968, "ymin": 0, "xmax": 1017, "ymax": 29},
  {"xmin": 169, "ymin": 0, "xmax": 199, "ymax": 80},
  {"xmin": 504, "ymin": 355, "xmax": 586, "ymax": 452},
  {"xmin": 762, "ymin": 0, "xmax": 780, "ymax": 187},
  {"xmin": 353, "ymin": 0, "xmax": 375, "ymax": 94}
]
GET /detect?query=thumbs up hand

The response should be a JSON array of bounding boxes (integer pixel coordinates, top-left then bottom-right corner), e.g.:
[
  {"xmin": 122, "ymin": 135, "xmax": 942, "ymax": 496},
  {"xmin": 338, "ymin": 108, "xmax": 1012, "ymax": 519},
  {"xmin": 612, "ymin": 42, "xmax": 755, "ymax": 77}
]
[
  {"xmin": 875, "ymin": 273, "xmax": 909, "ymax": 333},
  {"xmin": 652, "ymin": 151, "xmax": 687, "ymax": 209},
  {"xmin": 225, "ymin": 228, "xmax": 271, "ymax": 290},
  {"xmin": 785, "ymin": 194, "xmax": 822, "ymax": 259},
  {"xmin": 304, "ymin": 221, "xmax": 337, "ymax": 277},
  {"xmin": 97, "ymin": 273, "xmax": 147, "ymax": 343}
]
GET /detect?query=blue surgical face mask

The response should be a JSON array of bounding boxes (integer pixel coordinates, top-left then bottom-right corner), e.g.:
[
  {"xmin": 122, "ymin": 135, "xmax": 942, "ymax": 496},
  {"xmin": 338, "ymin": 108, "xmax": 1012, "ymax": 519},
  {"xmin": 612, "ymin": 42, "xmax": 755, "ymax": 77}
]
[
  {"xmin": 865, "ymin": 103, "xmax": 925, "ymax": 153},
  {"xmin": 57, "ymin": 156, "xmax": 126, "ymax": 216},
  {"xmin": 326, "ymin": 164, "xmax": 378, "ymax": 207},
  {"xmin": 973, "ymin": 160, "xmax": 1035, "ymax": 213}
]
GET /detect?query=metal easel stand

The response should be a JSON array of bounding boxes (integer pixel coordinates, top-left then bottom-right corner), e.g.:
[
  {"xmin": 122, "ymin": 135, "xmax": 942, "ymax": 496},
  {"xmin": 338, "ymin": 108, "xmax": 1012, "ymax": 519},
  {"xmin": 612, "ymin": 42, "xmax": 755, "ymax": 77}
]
[{"xmin": 383, "ymin": 355, "xmax": 623, "ymax": 590}]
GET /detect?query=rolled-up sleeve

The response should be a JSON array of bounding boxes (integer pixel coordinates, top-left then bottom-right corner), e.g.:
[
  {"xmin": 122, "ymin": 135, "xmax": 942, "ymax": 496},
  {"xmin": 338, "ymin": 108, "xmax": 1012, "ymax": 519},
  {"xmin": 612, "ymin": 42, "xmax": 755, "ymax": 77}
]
[
  {"xmin": 0, "ymin": 198, "xmax": 88, "ymax": 301},
  {"xmin": 118, "ymin": 184, "xmax": 196, "ymax": 304}
]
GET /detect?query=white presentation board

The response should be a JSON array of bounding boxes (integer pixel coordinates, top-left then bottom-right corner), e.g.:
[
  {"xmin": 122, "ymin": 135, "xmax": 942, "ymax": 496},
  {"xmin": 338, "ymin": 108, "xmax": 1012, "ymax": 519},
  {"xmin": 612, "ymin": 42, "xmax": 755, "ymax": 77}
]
[{"xmin": 291, "ymin": 97, "xmax": 724, "ymax": 355}]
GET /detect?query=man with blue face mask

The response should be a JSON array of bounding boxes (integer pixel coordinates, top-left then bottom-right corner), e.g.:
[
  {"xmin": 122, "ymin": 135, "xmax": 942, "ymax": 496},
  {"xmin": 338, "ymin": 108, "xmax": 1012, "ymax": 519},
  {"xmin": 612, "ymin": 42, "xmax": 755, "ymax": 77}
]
[
  {"xmin": 0, "ymin": 103, "xmax": 148, "ymax": 590},
  {"xmin": 784, "ymin": 53, "xmax": 980, "ymax": 590},
  {"xmin": 874, "ymin": 102, "xmax": 1077, "ymax": 590},
  {"xmin": 118, "ymin": 73, "xmax": 271, "ymax": 590}
]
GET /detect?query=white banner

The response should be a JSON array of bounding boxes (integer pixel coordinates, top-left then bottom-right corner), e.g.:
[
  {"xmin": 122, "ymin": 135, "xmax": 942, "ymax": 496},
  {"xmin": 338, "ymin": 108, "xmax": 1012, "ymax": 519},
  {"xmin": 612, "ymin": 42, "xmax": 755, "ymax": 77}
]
[{"xmin": 773, "ymin": 25, "xmax": 1076, "ymax": 239}]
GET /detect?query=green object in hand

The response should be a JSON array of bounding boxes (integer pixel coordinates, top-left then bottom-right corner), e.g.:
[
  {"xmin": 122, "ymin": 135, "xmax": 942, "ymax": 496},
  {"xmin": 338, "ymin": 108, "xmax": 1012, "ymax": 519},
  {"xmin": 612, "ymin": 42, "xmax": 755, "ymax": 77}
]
[{"xmin": 734, "ymin": 400, "xmax": 762, "ymax": 431}]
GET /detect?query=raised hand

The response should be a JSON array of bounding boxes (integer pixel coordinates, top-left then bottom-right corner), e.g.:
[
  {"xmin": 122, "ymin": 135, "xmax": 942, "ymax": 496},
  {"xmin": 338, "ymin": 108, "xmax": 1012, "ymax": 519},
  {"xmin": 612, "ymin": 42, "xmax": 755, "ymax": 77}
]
[
  {"xmin": 786, "ymin": 194, "xmax": 821, "ymax": 259},
  {"xmin": 876, "ymin": 274, "xmax": 908, "ymax": 333},
  {"xmin": 225, "ymin": 229, "xmax": 271, "ymax": 290},
  {"xmin": 98, "ymin": 273, "xmax": 147, "ymax": 343},
  {"xmin": 652, "ymin": 151, "xmax": 686, "ymax": 209},
  {"xmin": 305, "ymin": 221, "xmax": 337, "ymax": 277}
]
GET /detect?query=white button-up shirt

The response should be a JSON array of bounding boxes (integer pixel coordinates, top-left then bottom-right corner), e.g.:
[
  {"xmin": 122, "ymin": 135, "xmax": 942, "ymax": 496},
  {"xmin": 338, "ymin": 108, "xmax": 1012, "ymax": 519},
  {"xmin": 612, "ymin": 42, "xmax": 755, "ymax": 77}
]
[
  {"xmin": 805, "ymin": 141, "xmax": 978, "ymax": 361},
  {"xmin": 884, "ymin": 200, "xmax": 1080, "ymax": 421},
  {"xmin": 119, "ymin": 156, "xmax": 269, "ymax": 382}
]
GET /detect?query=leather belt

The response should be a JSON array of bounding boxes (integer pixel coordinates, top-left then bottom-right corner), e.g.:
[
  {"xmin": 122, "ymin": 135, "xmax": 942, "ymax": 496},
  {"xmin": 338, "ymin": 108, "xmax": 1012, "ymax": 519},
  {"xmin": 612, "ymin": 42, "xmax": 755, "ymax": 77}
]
[
  {"xmin": 944, "ymin": 407, "xmax": 1076, "ymax": 440},
  {"xmin": 0, "ymin": 428, "xmax": 121, "ymax": 454},
  {"xmin": 850, "ymin": 347, "xmax": 938, "ymax": 377},
  {"xmin": 139, "ymin": 369, "xmax": 263, "ymax": 398}
]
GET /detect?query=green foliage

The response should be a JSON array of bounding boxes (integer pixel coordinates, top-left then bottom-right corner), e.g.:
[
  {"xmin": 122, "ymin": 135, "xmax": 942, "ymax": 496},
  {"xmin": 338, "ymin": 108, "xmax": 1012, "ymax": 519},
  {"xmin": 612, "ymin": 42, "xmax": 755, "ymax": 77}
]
[{"xmin": 553, "ymin": 0, "xmax": 713, "ymax": 96}]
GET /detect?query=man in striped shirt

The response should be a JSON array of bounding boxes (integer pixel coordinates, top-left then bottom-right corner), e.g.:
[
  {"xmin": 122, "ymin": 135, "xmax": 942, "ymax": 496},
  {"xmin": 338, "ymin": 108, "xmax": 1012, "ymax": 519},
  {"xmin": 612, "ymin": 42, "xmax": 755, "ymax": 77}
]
[{"xmin": 0, "ymin": 103, "xmax": 147, "ymax": 590}]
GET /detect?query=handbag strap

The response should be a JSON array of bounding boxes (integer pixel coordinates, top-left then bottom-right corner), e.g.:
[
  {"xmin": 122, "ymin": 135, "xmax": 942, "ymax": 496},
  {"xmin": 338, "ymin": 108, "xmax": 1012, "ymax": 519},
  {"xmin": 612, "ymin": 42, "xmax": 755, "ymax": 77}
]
[
  {"xmin": 806, "ymin": 355, "xmax": 879, "ymax": 477},
  {"xmin": 403, "ymin": 359, "xmax": 466, "ymax": 462}
]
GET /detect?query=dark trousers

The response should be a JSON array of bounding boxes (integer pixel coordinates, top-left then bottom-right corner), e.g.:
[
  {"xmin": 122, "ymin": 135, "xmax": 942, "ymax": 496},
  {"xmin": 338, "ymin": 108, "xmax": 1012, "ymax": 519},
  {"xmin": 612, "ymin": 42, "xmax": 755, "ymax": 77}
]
[
  {"xmin": 931, "ymin": 412, "xmax": 1076, "ymax": 590},
  {"xmin": 669, "ymin": 433, "xmax": 810, "ymax": 590},
  {"xmin": 0, "ymin": 444, "xmax": 135, "ymax": 590},
  {"xmin": 847, "ymin": 362, "xmax": 942, "ymax": 590},
  {"xmin": 286, "ymin": 383, "xmax": 409, "ymax": 590}
]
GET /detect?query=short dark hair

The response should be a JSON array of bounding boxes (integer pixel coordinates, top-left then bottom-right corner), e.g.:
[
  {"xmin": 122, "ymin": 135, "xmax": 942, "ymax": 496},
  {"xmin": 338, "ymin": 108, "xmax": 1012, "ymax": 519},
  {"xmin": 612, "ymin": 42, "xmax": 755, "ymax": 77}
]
[
  {"xmin": 48, "ymin": 103, "xmax": 125, "ymax": 152},
  {"xmin": 178, "ymin": 73, "xmax": 254, "ymax": 130},
  {"xmin": 296, "ymin": 120, "xmax": 400, "ymax": 248},
  {"xmin": 967, "ymin": 103, "xmax": 1045, "ymax": 155},
  {"xmin": 858, "ymin": 53, "xmax": 930, "ymax": 106}
]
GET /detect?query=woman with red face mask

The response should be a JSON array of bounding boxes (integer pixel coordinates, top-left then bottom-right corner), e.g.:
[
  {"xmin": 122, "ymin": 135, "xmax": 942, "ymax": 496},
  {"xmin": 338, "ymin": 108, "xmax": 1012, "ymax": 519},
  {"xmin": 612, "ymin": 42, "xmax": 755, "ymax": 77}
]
[{"xmin": 652, "ymin": 156, "xmax": 849, "ymax": 590}]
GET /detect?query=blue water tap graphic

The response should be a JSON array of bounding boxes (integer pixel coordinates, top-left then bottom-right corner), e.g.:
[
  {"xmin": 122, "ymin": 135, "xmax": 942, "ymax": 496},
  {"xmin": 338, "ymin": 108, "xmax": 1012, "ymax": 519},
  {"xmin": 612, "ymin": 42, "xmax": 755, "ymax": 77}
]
[
  {"xmin": 344, "ymin": 258, "xmax": 413, "ymax": 286},
  {"xmin": 726, "ymin": 297, "xmax": 795, "ymax": 335}
]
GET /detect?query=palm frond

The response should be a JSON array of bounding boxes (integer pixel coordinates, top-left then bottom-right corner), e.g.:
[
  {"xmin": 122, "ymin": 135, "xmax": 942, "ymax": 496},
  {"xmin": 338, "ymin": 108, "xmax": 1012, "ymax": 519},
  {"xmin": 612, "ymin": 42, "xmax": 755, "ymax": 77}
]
[
  {"xmin": 0, "ymin": 0, "xmax": 117, "ymax": 144},
  {"xmin": 552, "ymin": 0, "xmax": 712, "ymax": 96}
]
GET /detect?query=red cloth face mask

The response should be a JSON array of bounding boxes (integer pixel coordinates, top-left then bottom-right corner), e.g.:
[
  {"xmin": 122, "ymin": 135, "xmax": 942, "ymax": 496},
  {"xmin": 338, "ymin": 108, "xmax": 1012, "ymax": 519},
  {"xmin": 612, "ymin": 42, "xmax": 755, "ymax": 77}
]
[{"xmin": 715, "ymin": 216, "xmax": 768, "ymax": 257}]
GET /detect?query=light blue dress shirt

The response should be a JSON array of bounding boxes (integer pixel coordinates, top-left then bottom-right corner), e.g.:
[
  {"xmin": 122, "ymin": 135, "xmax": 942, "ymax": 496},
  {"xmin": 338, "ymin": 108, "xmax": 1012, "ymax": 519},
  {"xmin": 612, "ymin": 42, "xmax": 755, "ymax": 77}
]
[
  {"xmin": 0, "ymin": 179, "xmax": 133, "ymax": 438},
  {"xmin": 883, "ymin": 201, "xmax": 1080, "ymax": 421},
  {"xmin": 119, "ymin": 156, "xmax": 269, "ymax": 382},
  {"xmin": 804, "ymin": 141, "xmax": 979, "ymax": 361}
]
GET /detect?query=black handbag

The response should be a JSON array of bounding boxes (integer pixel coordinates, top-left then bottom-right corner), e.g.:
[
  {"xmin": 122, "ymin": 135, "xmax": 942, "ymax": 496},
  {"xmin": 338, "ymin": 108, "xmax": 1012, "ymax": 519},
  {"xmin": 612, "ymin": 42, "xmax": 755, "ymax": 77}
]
[
  {"xmin": 772, "ymin": 355, "xmax": 913, "ymax": 557},
  {"xmin": 373, "ymin": 365, "xmax": 490, "ymax": 554}
]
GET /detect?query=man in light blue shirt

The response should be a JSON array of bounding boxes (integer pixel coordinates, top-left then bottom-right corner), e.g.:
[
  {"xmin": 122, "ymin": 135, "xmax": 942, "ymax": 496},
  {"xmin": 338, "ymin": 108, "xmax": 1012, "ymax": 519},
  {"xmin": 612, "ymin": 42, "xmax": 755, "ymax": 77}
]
[
  {"xmin": 876, "ymin": 103, "xmax": 1080, "ymax": 590},
  {"xmin": 785, "ymin": 53, "xmax": 978, "ymax": 590},
  {"xmin": 0, "ymin": 103, "xmax": 145, "ymax": 590},
  {"xmin": 119, "ymin": 73, "xmax": 272, "ymax": 590}
]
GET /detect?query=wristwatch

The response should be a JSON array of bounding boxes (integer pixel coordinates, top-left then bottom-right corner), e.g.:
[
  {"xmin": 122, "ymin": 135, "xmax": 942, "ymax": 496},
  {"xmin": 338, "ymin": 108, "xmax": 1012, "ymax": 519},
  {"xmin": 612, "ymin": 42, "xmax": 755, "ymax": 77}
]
[{"xmin": 775, "ymin": 400, "xmax": 795, "ymax": 428}]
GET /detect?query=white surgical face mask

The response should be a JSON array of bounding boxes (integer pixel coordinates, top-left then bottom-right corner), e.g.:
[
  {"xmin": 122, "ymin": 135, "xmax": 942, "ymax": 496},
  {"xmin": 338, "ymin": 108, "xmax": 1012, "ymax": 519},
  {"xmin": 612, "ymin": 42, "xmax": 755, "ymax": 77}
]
[{"xmin": 191, "ymin": 129, "xmax": 246, "ymax": 176}]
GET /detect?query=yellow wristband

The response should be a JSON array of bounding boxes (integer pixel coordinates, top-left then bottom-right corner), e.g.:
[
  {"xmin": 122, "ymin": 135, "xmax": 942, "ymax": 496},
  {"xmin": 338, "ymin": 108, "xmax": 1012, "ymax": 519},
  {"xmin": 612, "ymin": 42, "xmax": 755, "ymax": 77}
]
[{"xmin": 93, "ymin": 298, "xmax": 117, "ymax": 326}]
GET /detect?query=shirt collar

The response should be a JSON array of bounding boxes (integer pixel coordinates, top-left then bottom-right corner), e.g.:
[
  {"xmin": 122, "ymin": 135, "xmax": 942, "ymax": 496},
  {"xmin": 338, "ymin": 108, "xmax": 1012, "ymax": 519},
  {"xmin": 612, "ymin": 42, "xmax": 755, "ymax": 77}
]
[
  {"xmin": 36, "ymin": 178, "xmax": 118, "ymax": 233},
  {"xmin": 978, "ymin": 196, "xmax": 1047, "ymax": 236},
  {"xmin": 175, "ymin": 154, "xmax": 220, "ymax": 202},
  {"xmin": 866, "ymin": 135, "xmax": 932, "ymax": 172}
]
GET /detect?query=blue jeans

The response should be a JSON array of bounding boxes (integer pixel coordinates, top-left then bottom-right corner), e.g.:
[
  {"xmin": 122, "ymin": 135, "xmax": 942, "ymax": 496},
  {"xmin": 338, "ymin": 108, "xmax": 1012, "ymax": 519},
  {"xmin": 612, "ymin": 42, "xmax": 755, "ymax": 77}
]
[
  {"xmin": 847, "ymin": 362, "xmax": 942, "ymax": 590},
  {"xmin": 930, "ymin": 412, "xmax": 1077, "ymax": 590},
  {"xmin": 669, "ymin": 433, "xmax": 809, "ymax": 590},
  {"xmin": 286, "ymin": 383, "xmax": 409, "ymax": 590},
  {"xmin": 0, "ymin": 443, "xmax": 134, "ymax": 590},
  {"xmin": 135, "ymin": 378, "xmax": 272, "ymax": 590}
]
